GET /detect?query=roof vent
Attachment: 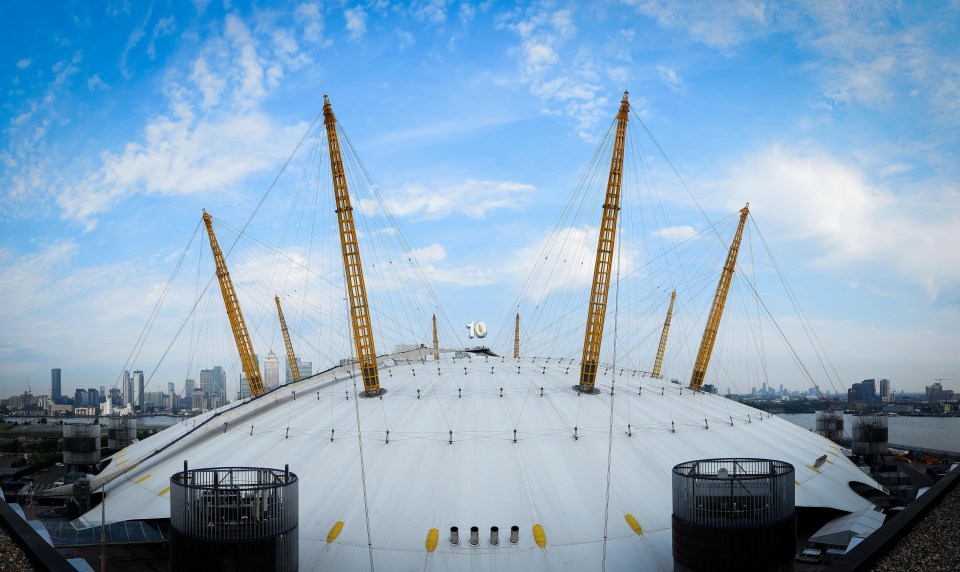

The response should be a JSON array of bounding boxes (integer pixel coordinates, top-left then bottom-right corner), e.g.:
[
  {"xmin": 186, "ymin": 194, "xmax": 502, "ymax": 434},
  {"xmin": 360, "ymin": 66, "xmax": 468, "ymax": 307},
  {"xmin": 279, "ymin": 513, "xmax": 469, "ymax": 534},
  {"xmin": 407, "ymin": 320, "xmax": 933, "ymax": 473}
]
[
  {"xmin": 489, "ymin": 526, "xmax": 499, "ymax": 546},
  {"xmin": 449, "ymin": 526, "xmax": 460, "ymax": 546},
  {"xmin": 469, "ymin": 526, "xmax": 479, "ymax": 546},
  {"xmin": 509, "ymin": 525, "xmax": 520, "ymax": 544}
]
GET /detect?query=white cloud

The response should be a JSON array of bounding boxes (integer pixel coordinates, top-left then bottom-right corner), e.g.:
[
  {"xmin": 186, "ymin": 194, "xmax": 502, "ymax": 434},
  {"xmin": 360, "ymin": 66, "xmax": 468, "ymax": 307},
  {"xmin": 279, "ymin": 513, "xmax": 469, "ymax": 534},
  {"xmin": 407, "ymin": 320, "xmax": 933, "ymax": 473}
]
[
  {"xmin": 47, "ymin": 11, "xmax": 314, "ymax": 230},
  {"xmin": 148, "ymin": 16, "xmax": 177, "ymax": 59},
  {"xmin": 654, "ymin": 225, "xmax": 696, "ymax": 241},
  {"xmin": 87, "ymin": 74, "xmax": 108, "ymax": 90},
  {"xmin": 345, "ymin": 7, "xmax": 368, "ymax": 41},
  {"xmin": 363, "ymin": 179, "xmax": 536, "ymax": 220},
  {"xmin": 296, "ymin": 3, "xmax": 327, "ymax": 44},
  {"xmin": 57, "ymin": 111, "xmax": 306, "ymax": 230},
  {"xmin": 119, "ymin": 4, "xmax": 152, "ymax": 78},
  {"xmin": 501, "ymin": 7, "xmax": 642, "ymax": 139},
  {"xmin": 224, "ymin": 14, "xmax": 266, "ymax": 106},
  {"xmin": 657, "ymin": 65, "xmax": 685, "ymax": 92},
  {"xmin": 708, "ymin": 144, "xmax": 960, "ymax": 303},
  {"xmin": 396, "ymin": 29, "xmax": 416, "ymax": 50},
  {"xmin": 16, "ymin": 58, "xmax": 31, "ymax": 69},
  {"xmin": 622, "ymin": 0, "xmax": 769, "ymax": 51},
  {"xmin": 413, "ymin": 0, "xmax": 449, "ymax": 24}
]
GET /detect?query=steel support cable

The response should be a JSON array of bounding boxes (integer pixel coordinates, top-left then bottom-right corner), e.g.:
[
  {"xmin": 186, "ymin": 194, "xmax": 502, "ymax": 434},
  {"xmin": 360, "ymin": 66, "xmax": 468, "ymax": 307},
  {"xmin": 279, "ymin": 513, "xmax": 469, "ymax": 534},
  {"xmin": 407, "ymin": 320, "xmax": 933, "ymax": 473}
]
[
  {"xmin": 631, "ymin": 109, "xmax": 728, "ymax": 246},
  {"xmin": 492, "ymin": 116, "xmax": 617, "ymax": 352},
  {"xmin": 337, "ymin": 125, "xmax": 463, "ymax": 352},
  {"xmin": 754, "ymin": 222, "xmax": 843, "ymax": 397},
  {"xmin": 746, "ymin": 217, "xmax": 840, "ymax": 394},
  {"xmin": 601, "ymin": 220, "xmax": 624, "ymax": 572},
  {"xmin": 144, "ymin": 116, "xmax": 322, "ymax": 394},
  {"xmin": 746, "ymin": 224, "xmax": 769, "ymax": 395},
  {"xmin": 349, "ymin": 377, "xmax": 376, "ymax": 572},
  {"xmin": 114, "ymin": 220, "xmax": 201, "ymax": 392}
]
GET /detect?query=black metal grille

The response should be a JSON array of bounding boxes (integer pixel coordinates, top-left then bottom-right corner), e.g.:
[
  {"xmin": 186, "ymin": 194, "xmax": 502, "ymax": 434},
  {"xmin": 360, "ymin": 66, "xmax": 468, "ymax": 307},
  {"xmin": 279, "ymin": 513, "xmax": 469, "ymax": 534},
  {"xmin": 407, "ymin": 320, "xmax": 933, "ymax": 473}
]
[{"xmin": 169, "ymin": 467, "xmax": 298, "ymax": 571}]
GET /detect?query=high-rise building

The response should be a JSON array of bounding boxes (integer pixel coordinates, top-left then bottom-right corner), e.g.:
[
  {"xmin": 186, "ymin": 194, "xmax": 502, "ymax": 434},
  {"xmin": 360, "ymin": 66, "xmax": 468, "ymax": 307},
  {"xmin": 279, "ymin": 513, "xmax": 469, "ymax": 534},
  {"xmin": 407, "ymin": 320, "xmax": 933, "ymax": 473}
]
[
  {"xmin": 298, "ymin": 359, "xmax": 312, "ymax": 379},
  {"xmin": 87, "ymin": 388, "xmax": 99, "ymax": 409},
  {"xmin": 184, "ymin": 378, "xmax": 195, "ymax": 409},
  {"xmin": 239, "ymin": 357, "xmax": 259, "ymax": 400},
  {"xmin": 75, "ymin": 388, "xmax": 87, "ymax": 407},
  {"xmin": 264, "ymin": 351, "xmax": 280, "ymax": 390},
  {"xmin": 199, "ymin": 369, "xmax": 213, "ymax": 399},
  {"xmin": 133, "ymin": 370, "xmax": 144, "ymax": 409},
  {"xmin": 122, "ymin": 370, "xmax": 132, "ymax": 405},
  {"xmin": 212, "ymin": 365, "xmax": 226, "ymax": 403},
  {"xmin": 51, "ymin": 368, "xmax": 62, "ymax": 404},
  {"xmin": 879, "ymin": 379, "xmax": 891, "ymax": 402}
]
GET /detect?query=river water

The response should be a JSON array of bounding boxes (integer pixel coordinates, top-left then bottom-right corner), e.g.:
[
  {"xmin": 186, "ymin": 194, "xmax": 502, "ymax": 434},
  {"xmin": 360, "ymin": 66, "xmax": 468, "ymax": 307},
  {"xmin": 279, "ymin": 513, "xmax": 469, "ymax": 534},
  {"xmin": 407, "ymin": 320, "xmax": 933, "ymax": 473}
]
[{"xmin": 778, "ymin": 413, "xmax": 960, "ymax": 452}]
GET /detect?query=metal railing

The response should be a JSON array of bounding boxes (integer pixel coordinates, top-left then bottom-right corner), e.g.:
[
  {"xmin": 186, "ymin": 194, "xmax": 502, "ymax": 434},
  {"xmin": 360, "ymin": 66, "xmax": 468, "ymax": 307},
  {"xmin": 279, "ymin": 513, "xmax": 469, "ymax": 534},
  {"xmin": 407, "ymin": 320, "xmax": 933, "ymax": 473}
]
[{"xmin": 672, "ymin": 458, "xmax": 795, "ymax": 529}]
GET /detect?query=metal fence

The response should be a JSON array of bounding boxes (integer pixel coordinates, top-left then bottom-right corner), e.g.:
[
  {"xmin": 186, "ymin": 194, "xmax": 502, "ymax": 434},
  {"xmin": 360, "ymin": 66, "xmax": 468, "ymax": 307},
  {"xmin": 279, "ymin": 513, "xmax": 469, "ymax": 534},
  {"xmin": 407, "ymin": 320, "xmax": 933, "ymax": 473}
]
[
  {"xmin": 170, "ymin": 467, "xmax": 298, "ymax": 542},
  {"xmin": 672, "ymin": 458, "xmax": 795, "ymax": 529}
]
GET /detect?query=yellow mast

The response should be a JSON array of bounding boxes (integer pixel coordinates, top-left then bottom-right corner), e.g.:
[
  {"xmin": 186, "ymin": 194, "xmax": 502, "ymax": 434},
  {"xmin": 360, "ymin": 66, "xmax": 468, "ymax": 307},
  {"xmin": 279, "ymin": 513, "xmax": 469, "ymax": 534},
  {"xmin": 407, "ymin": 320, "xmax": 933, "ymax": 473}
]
[
  {"xmin": 432, "ymin": 314, "xmax": 439, "ymax": 361},
  {"xmin": 202, "ymin": 210, "xmax": 265, "ymax": 397},
  {"xmin": 513, "ymin": 313, "xmax": 520, "ymax": 359},
  {"xmin": 651, "ymin": 290, "xmax": 676, "ymax": 379},
  {"xmin": 275, "ymin": 295, "xmax": 301, "ymax": 383},
  {"xmin": 689, "ymin": 204, "xmax": 750, "ymax": 391},
  {"xmin": 323, "ymin": 95, "xmax": 381, "ymax": 396},
  {"xmin": 579, "ymin": 92, "xmax": 630, "ymax": 394}
]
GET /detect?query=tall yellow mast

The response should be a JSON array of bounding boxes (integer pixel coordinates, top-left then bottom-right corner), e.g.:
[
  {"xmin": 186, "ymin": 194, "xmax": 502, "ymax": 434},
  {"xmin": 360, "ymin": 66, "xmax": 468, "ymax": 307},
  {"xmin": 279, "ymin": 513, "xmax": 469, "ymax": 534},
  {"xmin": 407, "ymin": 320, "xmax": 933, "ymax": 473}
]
[
  {"xmin": 323, "ymin": 95, "xmax": 381, "ymax": 396},
  {"xmin": 513, "ymin": 313, "xmax": 520, "ymax": 359},
  {"xmin": 432, "ymin": 314, "xmax": 439, "ymax": 361},
  {"xmin": 651, "ymin": 290, "xmax": 676, "ymax": 379},
  {"xmin": 579, "ymin": 92, "xmax": 630, "ymax": 394},
  {"xmin": 202, "ymin": 210, "xmax": 265, "ymax": 397},
  {"xmin": 689, "ymin": 204, "xmax": 750, "ymax": 391},
  {"xmin": 275, "ymin": 295, "xmax": 301, "ymax": 383}
]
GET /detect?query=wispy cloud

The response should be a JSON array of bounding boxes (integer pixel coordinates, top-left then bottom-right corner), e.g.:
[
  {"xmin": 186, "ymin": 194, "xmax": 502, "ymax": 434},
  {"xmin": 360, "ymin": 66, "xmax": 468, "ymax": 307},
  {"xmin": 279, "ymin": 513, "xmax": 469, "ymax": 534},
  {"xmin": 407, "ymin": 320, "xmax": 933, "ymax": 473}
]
[
  {"xmin": 359, "ymin": 179, "xmax": 536, "ymax": 220},
  {"xmin": 622, "ymin": 0, "xmax": 769, "ymax": 52},
  {"xmin": 500, "ymin": 6, "xmax": 643, "ymax": 139},
  {"xmin": 706, "ymin": 144, "xmax": 960, "ymax": 304},
  {"xmin": 344, "ymin": 6, "xmax": 368, "ymax": 41},
  {"xmin": 16, "ymin": 58, "xmax": 32, "ymax": 69}
]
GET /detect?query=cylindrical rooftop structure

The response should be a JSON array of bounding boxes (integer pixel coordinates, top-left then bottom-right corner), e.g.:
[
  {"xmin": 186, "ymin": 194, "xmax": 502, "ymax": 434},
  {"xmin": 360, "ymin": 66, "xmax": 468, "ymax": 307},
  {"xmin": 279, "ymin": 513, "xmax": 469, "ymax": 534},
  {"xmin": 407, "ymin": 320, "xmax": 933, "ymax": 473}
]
[
  {"xmin": 672, "ymin": 458, "xmax": 796, "ymax": 572},
  {"xmin": 170, "ymin": 466, "xmax": 298, "ymax": 572},
  {"xmin": 63, "ymin": 423, "xmax": 101, "ymax": 468},
  {"xmin": 852, "ymin": 415, "xmax": 888, "ymax": 456},
  {"xmin": 815, "ymin": 410, "xmax": 844, "ymax": 443},
  {"xmin": 107, "ymin": 417, "xmax": 137, "ymax": 450}
]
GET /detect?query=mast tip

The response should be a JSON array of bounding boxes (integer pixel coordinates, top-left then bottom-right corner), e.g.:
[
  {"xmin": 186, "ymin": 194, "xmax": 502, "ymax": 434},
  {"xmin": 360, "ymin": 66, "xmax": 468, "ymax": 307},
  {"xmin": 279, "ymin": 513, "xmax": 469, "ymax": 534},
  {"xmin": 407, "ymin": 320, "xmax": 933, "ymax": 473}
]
[{"xmin": 323, "ymin": 94, "xmax": 330, "ymax": 105}]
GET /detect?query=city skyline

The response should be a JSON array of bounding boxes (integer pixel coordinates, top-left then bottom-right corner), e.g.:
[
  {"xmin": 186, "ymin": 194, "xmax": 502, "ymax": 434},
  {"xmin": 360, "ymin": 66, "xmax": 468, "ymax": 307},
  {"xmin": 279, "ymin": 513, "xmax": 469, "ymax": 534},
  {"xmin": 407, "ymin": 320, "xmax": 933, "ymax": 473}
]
[{"xmin": 1, "ymin": 2, "xmax": 958, "ymax": 395}]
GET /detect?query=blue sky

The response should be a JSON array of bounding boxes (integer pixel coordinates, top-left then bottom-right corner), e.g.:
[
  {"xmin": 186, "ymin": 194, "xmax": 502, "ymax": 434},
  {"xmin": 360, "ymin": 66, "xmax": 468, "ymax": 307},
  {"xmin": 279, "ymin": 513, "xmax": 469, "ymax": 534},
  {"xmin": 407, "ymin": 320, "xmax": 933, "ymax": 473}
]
[{"xmin": 1, "ymin": 0, "xmax": 958, "ymax": 398}]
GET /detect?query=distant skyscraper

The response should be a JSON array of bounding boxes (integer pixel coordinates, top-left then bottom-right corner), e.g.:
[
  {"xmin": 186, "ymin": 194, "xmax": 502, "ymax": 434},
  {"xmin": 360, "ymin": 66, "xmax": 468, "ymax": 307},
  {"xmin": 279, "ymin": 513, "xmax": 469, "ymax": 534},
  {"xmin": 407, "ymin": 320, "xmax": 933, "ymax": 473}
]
[
  {"xmin": 212, "ymin": 365, "xmax": 226, "ymax": 403},
  {"xmin": 879, "ymin": 378, "xmax": 891, "ymax": 402},
  {"xmin": 88, "ymin": 388, "xmax": 99, "ymax": 409},
  {"xmin": 287, "ymin": 355, "xmax": 312, "ymax": 383},
  {"xmin": 184, "ymin": 378, "xmax": 195, "ymax": 409},
  {"xmin": 239, "ymin": 357, "xmax": 259, "ymax": 401},
  {"xmin": 51, "ymin": 368, "xmax": 62, "ymax": 404},
  {"xmin": 122, "ymin": 370, "xmax": 132, "ymax": 405},
  {"xmin": 133, "ymin": 370, "xmax": 144, "ymax": 409},
  {"xmin": 264, "ymin": 351, "xmax": 280, "ymax": 390},
  {"xmin": 75, "ymin": 388, "xmax": 87, "ymax": 407},
  {"xmin": 199, "ymin": 369, "xmax": 213, "ymax": 398}
]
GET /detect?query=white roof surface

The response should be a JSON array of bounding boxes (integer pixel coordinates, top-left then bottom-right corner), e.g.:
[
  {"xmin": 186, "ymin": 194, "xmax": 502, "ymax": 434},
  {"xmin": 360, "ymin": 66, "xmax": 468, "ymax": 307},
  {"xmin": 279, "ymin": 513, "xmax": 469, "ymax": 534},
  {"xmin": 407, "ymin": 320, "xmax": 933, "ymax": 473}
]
[
  {"xmin": 81, "ymin": 351, "xmax": 880, "ymax": 570},
  {"xmin": 809, "ymin": 506, "xmax": 886, "ymax": 548}
]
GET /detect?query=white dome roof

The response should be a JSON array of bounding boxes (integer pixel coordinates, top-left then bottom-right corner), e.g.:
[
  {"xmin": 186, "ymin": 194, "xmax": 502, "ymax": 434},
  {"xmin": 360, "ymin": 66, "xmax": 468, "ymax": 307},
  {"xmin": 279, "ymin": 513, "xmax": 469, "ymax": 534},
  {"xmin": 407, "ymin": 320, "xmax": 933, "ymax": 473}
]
[{"xmin": 83, "ymin": 350, "xmax": 879, "ymax": 570}]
